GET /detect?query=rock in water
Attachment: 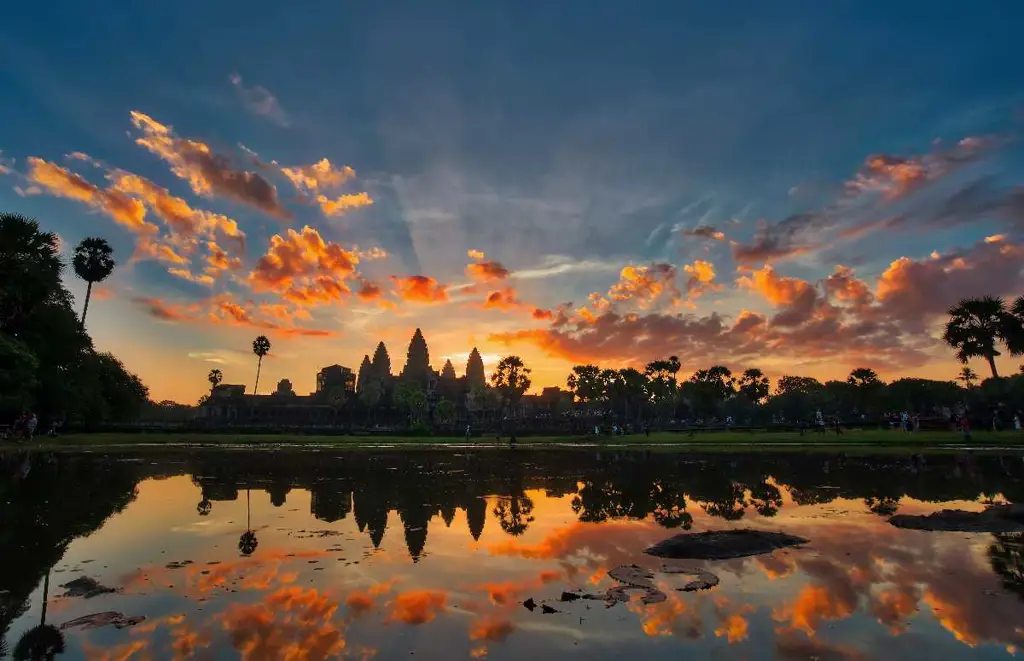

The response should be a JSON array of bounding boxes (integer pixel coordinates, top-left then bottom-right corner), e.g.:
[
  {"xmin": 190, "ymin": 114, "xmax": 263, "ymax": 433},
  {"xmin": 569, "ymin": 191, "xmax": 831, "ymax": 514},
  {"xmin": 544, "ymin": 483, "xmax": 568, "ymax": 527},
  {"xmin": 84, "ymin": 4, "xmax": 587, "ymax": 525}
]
[
  {"xmin": 644, "ymin": 530, "xmax": 809, "ymax": 560},
  {"xmin": 889, "ymin": 504, "xmax": 1024, "ymax": 533},
  {"xmin": 59, "ymin": 577, "xmax": 117, "ymax": 599},
  {"xmin": 60, "ymin": 612, "xmax": 146, "ymax": 630}
]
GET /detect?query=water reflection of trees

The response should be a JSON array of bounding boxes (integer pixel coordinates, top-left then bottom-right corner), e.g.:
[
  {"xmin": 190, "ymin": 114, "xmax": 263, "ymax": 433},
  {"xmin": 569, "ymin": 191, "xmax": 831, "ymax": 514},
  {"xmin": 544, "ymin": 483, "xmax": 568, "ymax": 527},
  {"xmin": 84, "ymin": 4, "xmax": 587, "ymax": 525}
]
[
  {"xmin": 180, "ymin": 450, "xmax": 1024, "ymax": 561},
  {"xmin": 0, "ymin": 452, "xmax": 139, "ymax": 657},
  {"xmin": 989, "ymin": 533, "xmax": 1024, "ymax": 600}
]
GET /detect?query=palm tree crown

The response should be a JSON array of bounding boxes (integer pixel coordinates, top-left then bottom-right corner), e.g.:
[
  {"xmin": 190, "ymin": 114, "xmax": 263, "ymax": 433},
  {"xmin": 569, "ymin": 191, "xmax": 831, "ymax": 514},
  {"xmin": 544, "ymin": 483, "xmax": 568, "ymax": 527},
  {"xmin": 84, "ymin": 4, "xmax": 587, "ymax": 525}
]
[
  {"xmin": 72, "ymin": 236, "xmax": 115, "ymax": 328},
  {"xmin": 943, "ymin": 297, "xmax": 1011, "ymax": 379},
  {"xmin": 208, "ymin": 369, "xmax": 223, "ymax": 394}
]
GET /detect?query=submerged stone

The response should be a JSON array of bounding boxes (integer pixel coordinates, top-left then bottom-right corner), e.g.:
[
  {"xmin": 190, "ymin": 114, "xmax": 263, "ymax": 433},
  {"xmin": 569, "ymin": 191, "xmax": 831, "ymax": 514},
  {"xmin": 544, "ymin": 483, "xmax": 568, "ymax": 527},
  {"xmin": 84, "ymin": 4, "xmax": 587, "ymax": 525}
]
[
  {"xmin": 644, "ymin": 529, "xmax": 809, "ymax": 560},
  {"xmin": 60, "ymin": 611, "xmax": 146, "ymax": 630},
  {"xmin": 59, "ymin": 576, "xmax": 117, "ymax": 599},
  {"xmin": 889, "ymin": 504, "xmax": 1024, "ymax": 533}
]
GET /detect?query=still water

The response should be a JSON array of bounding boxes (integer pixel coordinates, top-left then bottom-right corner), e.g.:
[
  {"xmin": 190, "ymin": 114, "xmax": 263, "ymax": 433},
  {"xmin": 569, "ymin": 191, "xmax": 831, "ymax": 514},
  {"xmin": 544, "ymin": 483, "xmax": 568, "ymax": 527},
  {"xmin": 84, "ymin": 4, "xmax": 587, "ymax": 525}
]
[{"xmin": 2, "ymin": 449, "xmax": 1023, "ymax": 660}]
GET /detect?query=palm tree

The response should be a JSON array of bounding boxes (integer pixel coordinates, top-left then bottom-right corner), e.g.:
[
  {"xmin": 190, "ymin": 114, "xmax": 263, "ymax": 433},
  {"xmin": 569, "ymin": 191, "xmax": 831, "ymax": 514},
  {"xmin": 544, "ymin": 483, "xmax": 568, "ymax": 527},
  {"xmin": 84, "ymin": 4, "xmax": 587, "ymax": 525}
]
[
  {"xmin": 957, "ymin": 366, "xmax": 979, "ymax": 388},
  {"xmin": 13, "ymin": 568, "xmax": 65, "ymax": 660},
  {"xmin": 197, "ymin": 497, "xmax": 212, "ymax": 516},
  {"xmin": 72, "ymin": 237, "xmax": 115, "ymax": 329},
  {"xmin": 207, "ymin": 369, "xmax": 223, "ymax": 397},
  {"xmin": 251, "ymin": 335, "xmax": 271, "ymax": 394},
  {"xmin": 238, "ymin": 489, "xmax": 258, "ymax": 556},
  {"xmin": 943, "ymin": 297, "xmax": 1011, "ymax": 379}
]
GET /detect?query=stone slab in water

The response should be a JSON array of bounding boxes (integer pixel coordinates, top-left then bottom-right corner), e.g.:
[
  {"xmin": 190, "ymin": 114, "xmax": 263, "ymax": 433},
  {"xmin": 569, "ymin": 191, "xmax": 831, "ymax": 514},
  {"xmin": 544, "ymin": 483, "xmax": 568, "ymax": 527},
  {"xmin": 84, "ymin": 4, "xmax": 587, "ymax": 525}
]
[
  {"xmin": 889, "ymin": 504, "xmax": 1024, "ymax": 533},
  {"xmin": 644, "ymin": 529, "xmax": 809, "ymax": 560}
]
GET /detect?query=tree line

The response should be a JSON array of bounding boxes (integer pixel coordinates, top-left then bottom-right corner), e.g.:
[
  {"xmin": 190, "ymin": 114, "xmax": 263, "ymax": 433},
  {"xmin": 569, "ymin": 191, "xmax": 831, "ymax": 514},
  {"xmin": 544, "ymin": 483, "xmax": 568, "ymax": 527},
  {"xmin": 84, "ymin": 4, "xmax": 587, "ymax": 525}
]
[{"xmin": 0, "ymin": 213, "xmax": 149, "ymax": 426}]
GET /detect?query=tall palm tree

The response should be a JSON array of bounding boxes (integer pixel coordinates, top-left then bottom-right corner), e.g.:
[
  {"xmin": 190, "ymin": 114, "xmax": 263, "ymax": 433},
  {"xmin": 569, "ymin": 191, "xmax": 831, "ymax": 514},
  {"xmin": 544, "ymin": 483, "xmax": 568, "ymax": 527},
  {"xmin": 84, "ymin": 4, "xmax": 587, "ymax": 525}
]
[
  {"xmin": 957, "ymin": 366, "xmax": 979, "ymax": 388},
  {"xmin": 251, "ymin": 336, "xmax": 271, "ymax": 395},
  {"xmin": 13, "ymin": 568, "xmax": 65, "ymax": 660},
  {"xmin": 943, "ymin": 297, "xmax": 1011, "ymax": 379},
  {"xmin": 207, "ymin": 369, "xmax": 223, "ymax": 396},
  {"xmin": 72, "ymin": 237, "xmax": 115, "ymax": 329}
]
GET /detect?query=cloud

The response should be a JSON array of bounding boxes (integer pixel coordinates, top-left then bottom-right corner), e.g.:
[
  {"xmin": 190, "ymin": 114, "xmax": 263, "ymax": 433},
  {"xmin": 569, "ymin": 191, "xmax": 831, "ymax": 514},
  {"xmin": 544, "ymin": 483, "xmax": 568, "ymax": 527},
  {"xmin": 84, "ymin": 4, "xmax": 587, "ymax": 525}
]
[
  {"xmin": 737, "ymin": 264, "xmax": 825, "ymax": 327},
  {"xmin": 388, "ymin": 590, "xmax": 448, "ymax": 625},
  {"xmin": 607, "ymin": 262, "xmax": 681, "ymax": 309},
  {"xmin": 391, "ymin": 275, "xmax": 449, "ymax": 303},
  {"xmin": 130, "ymin": 111, "xmax": 291, "ymax": 219},
  {"xmin": 468, "ymin": 616, "xmax": 515, "ymax": 643},
  {"xmin": 823, "ymin": 265, "xmax": 873, "ymax": 310},
  {"xmin": 681, "ymin": 225, "xmax": 726, "ymax": 241},
  {"xmin": 874, "ymin": 236, "xmax": 1024, "ymax": 332},
  {"xmin": 229, "ymin": 73, "xmax": 290, "ymax": 127},
  {"xmin": 731, "ymin": 212, "xmax": 823, "ymax": 266},
  {"xmin": 0, "ymin": 150, "xmax": 13, "ymax": 174},
  {"xmin": 132, "ymin": 296, "xmax": 191, "ymax": 321},
  {"xmin": 481, "ymin": 287, "xmax": 523, "ymax": 311},
  {"xmin": 511, "ymin": 255, "xmax": 622, "ymax": 280},
  {"xmin": 682, "ymin": 259, "xmax": 721, "ymax": 301},
  {"xmin": 26, "ymin": 157, "xmax": 153, "ymax": 232},
  {"xmin": 250, "ymin": 225, "xmax": 381, "ymax": 307},
  {"xmin": 466, "ymin": 250, "xmax": 511, "ymax": 282},
  {"xmin": 280, "ymin": 159, "xmax": 355, "ymax": 194},
  {"xmin": 844, "ymin": 137, "xmax": 988, "ymax": 199},
  {"xmin": 131, "ymin": 295, "xmax": 335, "ymax": 338},
  {"xmin": 316, "ymin": 192, "xmax": 374, "ymax": 217}
]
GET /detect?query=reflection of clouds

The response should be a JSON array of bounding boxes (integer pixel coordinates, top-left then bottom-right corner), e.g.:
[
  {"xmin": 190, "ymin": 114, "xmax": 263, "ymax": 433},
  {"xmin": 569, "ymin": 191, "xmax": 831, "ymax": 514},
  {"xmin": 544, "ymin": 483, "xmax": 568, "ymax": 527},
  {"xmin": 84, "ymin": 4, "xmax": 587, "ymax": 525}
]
[
  {"xmin": 387, "ymin": 590, "xmax": 449, "ymax": 625},
  {"xmin": 773, "ymin": 585, "xmax": 856, "ymax": 636},
  {"xmin": 82, "ymin": 640, "xmax": 149, "ymax": 661},
  {"xmin": 220, "ymin": 587, "xmax": 345, "ymax": 661}
]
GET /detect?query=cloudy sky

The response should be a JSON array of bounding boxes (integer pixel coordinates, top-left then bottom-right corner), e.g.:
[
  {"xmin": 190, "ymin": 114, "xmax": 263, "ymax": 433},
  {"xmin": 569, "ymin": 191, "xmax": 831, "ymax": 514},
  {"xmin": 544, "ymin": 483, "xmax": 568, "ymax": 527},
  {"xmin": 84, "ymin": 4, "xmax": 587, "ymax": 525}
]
[{"xmin": 2, "ymin": 2, "xmax": 1023, "ymax": 403}]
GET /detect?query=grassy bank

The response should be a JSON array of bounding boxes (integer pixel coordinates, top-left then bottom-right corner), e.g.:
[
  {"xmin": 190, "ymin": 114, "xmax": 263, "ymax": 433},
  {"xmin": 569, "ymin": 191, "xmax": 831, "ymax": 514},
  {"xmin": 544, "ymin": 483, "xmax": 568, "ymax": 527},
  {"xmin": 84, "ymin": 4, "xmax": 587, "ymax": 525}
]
[{"xmin": 6, "ymin": 429, "xmax": 1023, "ymax": 452}]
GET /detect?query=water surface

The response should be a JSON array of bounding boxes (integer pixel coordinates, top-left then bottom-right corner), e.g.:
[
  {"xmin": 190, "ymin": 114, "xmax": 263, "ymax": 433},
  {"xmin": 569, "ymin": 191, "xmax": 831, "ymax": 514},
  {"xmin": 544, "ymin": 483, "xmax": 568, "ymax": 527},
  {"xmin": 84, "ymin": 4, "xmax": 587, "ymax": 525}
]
[{"xmin": 2, "ymin": 449, "xmax": 1023, "ymax": 660}]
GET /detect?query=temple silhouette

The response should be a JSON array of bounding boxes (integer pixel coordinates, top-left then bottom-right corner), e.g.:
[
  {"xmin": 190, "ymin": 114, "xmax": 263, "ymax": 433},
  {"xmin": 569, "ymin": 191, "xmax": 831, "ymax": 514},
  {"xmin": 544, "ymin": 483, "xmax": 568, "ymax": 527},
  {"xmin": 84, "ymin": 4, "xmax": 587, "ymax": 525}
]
[{"xmin": 202, "ymin": 328, "xmax": 572, "ymax": 425}]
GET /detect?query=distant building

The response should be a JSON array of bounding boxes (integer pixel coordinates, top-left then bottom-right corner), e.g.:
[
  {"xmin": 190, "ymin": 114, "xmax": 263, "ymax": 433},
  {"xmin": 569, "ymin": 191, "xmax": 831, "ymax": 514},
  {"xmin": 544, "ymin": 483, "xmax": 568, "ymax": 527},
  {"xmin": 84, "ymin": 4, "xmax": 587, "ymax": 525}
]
[{"xmin": 317, "ymin": 365, "xmax": 356, "ymax": 395}]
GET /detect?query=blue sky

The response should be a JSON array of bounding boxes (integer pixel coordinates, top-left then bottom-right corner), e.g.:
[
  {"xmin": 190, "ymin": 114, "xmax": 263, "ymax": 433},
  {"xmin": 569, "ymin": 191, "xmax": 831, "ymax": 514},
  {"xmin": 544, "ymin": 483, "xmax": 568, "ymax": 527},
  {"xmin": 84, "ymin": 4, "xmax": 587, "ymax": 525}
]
[{"xmin": 2, "ymin": 1, "xmax": 1023, "ymax": 401}]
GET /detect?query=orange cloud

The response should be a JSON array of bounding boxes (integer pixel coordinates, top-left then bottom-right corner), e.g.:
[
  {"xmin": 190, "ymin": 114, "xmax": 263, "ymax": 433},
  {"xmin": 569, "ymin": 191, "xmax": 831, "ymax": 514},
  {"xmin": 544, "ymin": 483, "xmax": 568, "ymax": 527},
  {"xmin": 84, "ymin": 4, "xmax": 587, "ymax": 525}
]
[
  {"xmin": 607, "ymin": 262, "xmax": 681, "ymax": 308},
  {"xmin": 824, "ymin": 265, "xmax": 873, "ymax": 309},
  {"xmin": 250, "ymin": 225, "xmax": 379, "ymax": 307},
  {"xmin": 130, "ymin": 111, "xmax": 291, "ymax": 219},
  {"xmin": 26, "ymin": 157, "xmax": 153, "ymax": 232},
  {"xmin": 466, "ymin": 250, "xmax": 511, "ymax": 282},
  {"xmin": 681, "ymin": 225, "xmax": 726, "ymax": 241},
  {"xmin": 482, "ymin": 288, "xmax": 523, "ymax": 311},
  {"xmin": 131, "ymin": 295, "xmax": 335, "ymax": 338},
  {"xmin": 532, "ymin": 308, "xmax": 553, "ymax": 320},
  {"xmin": 135, "ymin": 236, "xmax": 190, "ymax": 265},
  {"xmin": 316, "ymin": 192, "xmax": 374, "ymax": 217},
  {"xmin": 845, "ymin": 137, "xmax": 987, "ymax": 199},
  {"xmin": 391, "ymin": 275, "xmax": 449, "ymax": 303},
  {"xmin": 280, "ymin": 159, "xmax": 355, "ymax": 194},
  {"xmin": 388, "ymin": 590, "xmax": 448, "ymax": 625},
  {"xmin": 682, "ymin": 259, "xmax": 721, "ymax": 301}
]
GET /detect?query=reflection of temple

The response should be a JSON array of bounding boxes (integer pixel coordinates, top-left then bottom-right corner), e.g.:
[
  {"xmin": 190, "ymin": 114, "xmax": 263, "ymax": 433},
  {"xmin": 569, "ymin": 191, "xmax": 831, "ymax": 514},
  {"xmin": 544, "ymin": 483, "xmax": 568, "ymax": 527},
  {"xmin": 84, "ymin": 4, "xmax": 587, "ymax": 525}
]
[{"xmin": 182, "ymin": 449, "xmax": 1024, "ymax": 563}]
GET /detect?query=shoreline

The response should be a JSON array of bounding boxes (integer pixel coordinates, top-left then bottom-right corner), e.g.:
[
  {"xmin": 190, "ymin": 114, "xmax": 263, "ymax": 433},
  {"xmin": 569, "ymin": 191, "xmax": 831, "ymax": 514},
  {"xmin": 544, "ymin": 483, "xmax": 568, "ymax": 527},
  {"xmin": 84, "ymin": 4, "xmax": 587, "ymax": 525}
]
[{"xmin": 4, "ymin": 429, "xmax": 1024, "ymax": 454}]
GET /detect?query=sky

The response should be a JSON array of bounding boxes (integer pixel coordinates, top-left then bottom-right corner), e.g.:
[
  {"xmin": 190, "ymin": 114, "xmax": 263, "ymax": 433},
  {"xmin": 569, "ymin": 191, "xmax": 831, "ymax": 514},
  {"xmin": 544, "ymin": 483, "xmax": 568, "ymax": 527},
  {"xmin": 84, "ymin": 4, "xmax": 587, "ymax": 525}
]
[{"xmin": 1, "ymin": 1, "xmax": 1023, "ymax": 404}]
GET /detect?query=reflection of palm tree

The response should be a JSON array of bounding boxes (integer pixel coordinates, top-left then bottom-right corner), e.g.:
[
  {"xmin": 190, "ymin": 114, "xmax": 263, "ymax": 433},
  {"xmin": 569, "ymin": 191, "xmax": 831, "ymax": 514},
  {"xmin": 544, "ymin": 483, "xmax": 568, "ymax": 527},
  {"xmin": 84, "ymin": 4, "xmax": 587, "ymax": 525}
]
[
  {"xmin": 493, "ymin": 495, "xmax": 535, "ymax": 536},
  {"xmin": 988, "ymin": 533, "xmax": 1024, "ymax": 600},
  {"xmin": 197, "ymin": 498, "xmax": 211, "ymax": 516},
  {"xmin": 238, "ymin": 489, "xmax": 258, "ymax": 556},
  {"xmin": 14, "ymin": 569, "xmax": 65, "ymax": 660}
]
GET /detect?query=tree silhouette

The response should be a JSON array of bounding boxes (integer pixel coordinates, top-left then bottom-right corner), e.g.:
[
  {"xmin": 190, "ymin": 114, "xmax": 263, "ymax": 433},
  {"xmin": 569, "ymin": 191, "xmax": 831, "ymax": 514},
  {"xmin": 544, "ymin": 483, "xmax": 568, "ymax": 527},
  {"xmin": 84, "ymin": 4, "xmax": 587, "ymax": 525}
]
[
  {"xmin": 737, "ymin": 368, "xmax": 770, "ymax": 405},
  {"xmin": 491, "ymin": 356, "xmax": 532, "ymax": 412},
  {"xmin": 71, "ymin": 237, "xmax": 115, "ymax": 329},
  {"xmin": 957, "ymin": 366, "xmax": 979, "ymax": 388},
  {"xmin": 359, "ymin": 378, "xmax": 382, "ymax": 426},
  {"xmin": 207, "ymin": 369, "xmax": 223, "ymax": 397},
  {"xmin": 0, "ymin": 213, "xmax": 65, "ymax": 333},
  {"xmin": 493, "ymin": 495, "xmax": 535, "ymax": 536},
  {"xmin": 251, "ymin": 335, "xmax": 271, "ymax": 395},
  {"xmin": 988, "ymin": 533, "xmax": 1024, "ymax": 600},
  {"xmin": 197, "ymin": 498, "xmax": 212, "ymax": 516},
  {"xmin": 434, "ymin": 398, "xmax": 456, "ymax": 424},
  {"xmin": 944, "ymin": 297, "xmax": 1013, "ymax": 379},
  {"xmin": 238, "ymin": 489, "xmax": 258, "ymax": 556},
  {"xmin": 13, "ymin": 569, "xmax": 65, "ymax": 661}
]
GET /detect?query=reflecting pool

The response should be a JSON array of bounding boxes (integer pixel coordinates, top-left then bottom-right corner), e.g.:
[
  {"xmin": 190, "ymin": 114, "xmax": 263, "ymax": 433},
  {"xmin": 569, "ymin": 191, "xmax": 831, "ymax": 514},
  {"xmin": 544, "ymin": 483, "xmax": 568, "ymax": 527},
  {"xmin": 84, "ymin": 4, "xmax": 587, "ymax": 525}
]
[{"xmin": 2, "ymin": 449, "xmax": 1023, "ymax": 660}]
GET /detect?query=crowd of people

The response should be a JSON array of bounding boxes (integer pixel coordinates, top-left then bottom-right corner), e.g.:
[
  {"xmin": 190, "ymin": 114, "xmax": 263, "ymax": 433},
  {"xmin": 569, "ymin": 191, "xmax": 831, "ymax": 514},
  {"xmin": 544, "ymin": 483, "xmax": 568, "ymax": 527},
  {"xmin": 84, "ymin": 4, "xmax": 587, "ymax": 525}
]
[{"xmin": 2, "ymin": 412, "xmax": 39, "ymax": 442}]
